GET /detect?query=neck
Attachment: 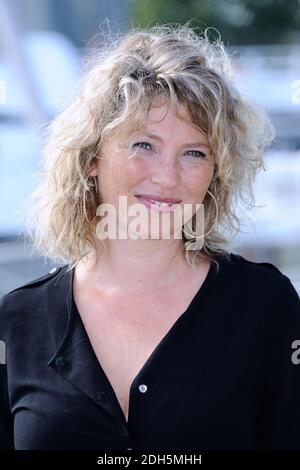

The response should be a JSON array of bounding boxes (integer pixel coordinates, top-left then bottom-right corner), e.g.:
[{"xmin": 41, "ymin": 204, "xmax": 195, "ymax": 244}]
[{"xmin": 78, "ymin": 238, "xmax": 200, "ymax": 292}]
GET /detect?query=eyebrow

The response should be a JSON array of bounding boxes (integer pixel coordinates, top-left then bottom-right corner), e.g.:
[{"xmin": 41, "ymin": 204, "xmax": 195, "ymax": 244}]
[{"xmin": 143, "ymin": 132, "xmax": 210, "ymax": 149}]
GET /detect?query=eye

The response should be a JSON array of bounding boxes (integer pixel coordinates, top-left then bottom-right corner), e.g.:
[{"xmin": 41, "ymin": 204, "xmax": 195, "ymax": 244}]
[
  {"xmin": 184, "ymin": 150, "xmax": 207, "ymax": 159},
  {"xmin": 133, "ymin": 141, "xmax": 153, "ymax": 151}
]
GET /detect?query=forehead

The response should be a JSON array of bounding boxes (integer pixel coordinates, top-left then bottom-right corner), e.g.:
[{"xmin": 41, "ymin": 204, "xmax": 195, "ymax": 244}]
[
  {"xmin": 121, "ymin": 101, "xmax": 206, "ymax": 140},
  {"xmin": 145, "ymin": 103, "xmax": 202, "ymax": 135},
  {"xmin": 103, "ymin": 100, "xmax": 208, "ymax": 149}
]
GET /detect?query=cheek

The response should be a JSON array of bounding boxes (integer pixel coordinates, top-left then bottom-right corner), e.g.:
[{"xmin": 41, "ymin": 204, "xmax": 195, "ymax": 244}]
[
  {"xmin": 99, "ymin": 157, "xmax": 148, "ymax": 196},
  {"xmin": 123, "ymin": 158, "xmax": 149, "ymax": 185},
  {"xmin": 184, "ymin": 166, "xmax": 214, "ymax": 197},
  {"xmin": 98, "ymin": 155, "xmax": 124, "ymax": 183},
  {"xmin": 97, "ymin": 159, "xmax": 119, "ymax": 199}
]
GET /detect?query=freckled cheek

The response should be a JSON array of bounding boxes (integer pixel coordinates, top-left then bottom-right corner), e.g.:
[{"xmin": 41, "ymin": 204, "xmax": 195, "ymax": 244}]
[
  {"xmin": 123, "ymin": 160, "xmax": 149, "ymax": 186},
  {"xmin": 102, "ymin": 160, "xmax": 148, "ymax": 198},
  {"xmin": 184, "ymin": 169, "xmax": 214, "ymax": 202},
  {"xmin": 97, "ymin": 161, "xmax": 122, "ymax": 201}
]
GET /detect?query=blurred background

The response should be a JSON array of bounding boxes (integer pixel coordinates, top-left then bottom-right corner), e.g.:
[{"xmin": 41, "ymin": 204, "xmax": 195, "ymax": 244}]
[{"xmin": 0, "ymin": 0, "xmax": 299, "ymax": 296}]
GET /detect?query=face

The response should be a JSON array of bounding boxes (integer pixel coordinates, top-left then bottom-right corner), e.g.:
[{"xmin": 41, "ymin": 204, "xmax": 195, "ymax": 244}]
[{"xmin": 91, "ymin": 101, "xmax": 215, "ymax": 240}]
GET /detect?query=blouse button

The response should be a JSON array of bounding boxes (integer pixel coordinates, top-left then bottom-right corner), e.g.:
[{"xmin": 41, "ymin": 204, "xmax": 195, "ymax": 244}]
[
  {"xmin": 49, "ymin": 267, "xmax": 58, "ymax": 273},
  {"xmin": 138, "ymin": 384, "xmax": 147, "ymax": 393}
]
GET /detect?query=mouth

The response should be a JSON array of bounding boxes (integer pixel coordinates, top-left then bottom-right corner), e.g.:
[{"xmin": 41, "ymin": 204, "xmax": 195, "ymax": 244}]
[{"xmin": 134, "ymin": 194, "xmax": 182, "ymax": 212}]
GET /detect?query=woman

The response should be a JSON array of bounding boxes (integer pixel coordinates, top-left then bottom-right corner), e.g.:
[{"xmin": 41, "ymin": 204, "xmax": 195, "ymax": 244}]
[{"xmin": 1, "ymin": 24, "xmax": 300, "ymax": 451}]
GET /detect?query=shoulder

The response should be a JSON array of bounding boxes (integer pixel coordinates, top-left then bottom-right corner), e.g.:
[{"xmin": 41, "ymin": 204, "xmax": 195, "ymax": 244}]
[
  {"xmin": 0, "ymin": 265, "xmax": 69, "ymax": 339},
  {"xmin": 0, "ymin": 265, "xmax": 66, "ymax": 306},
  {"xmin": 3, "ymin": 266, "xmax": 66, "ymax": 296},
  {"xmin": 223, "ymin": 252, "xmax": 296, "ymax": 289},
  {"xmin": 221, "ymin": 252, "xmax": 300, "ymax": 319},
  {"xmin": 224, "ymin": 252, "xmax": 285, "ymax": 276}
]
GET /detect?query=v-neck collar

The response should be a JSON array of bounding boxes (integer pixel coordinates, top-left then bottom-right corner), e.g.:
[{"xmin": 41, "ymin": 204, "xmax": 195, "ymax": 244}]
[{"xmin": 47, "ymin": 255, "xmax": 222, "ymax": 428}]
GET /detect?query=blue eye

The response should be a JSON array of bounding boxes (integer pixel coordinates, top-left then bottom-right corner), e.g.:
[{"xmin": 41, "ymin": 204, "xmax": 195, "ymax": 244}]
[
  {"xmin": 132, "ymin": 142, "xmax": 206, "ymax": 158},
  {"xmin": 185, "ymin": 150, "xmax": 206, "ymax": 158},
  {"xmin": 133, "ymin": 142, "xmax": 152, "ymax": 151}
]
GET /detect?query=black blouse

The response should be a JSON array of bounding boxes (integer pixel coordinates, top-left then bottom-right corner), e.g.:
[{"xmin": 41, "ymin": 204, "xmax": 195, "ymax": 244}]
[{"xmin": 1, "ymin": 253, "xmax": 300, "ymax": 450}]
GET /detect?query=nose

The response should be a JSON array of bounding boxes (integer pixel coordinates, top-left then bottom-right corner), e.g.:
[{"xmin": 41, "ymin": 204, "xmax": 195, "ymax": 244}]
[{"xmin": 149, "ymin": 156, "xmax": 180, "ymax": 189}]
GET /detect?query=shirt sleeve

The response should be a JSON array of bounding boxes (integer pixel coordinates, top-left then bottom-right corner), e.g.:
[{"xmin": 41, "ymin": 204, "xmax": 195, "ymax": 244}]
[
  {"xmin": 0, "ymin": 363, "xmax": 14, "ymax": 449},
  {"xmin": 0, "ymin": 295, "xmax": 14, "ymax": 449},
  {"xmin": 257, "ymin": 278, "xmax": 300, "ymax": 449}
]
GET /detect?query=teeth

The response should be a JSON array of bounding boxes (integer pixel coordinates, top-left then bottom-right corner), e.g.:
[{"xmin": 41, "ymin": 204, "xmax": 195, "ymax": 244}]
[
  {"xmin": 137, "ymin": 196, "xmax": 179, "ymax": 207},
  {"xmin": 149, "ymin": 199, "xmax": 172, "ymax": 207}
]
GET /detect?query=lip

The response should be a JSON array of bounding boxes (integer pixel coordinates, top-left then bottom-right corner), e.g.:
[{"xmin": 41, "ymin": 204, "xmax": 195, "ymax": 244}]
[
  {"xmin": 135, "ymin": 194, "xmax": 182, "ymax": 204},
  {"xmin": 135, "ymin": 194, "xmax": 182, "ymax": 213}
]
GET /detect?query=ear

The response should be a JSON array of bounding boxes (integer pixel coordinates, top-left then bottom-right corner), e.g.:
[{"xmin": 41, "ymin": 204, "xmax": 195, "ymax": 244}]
[{"xmin": 88, "ymin": 159, "xmax": 98, "ymax": 177}]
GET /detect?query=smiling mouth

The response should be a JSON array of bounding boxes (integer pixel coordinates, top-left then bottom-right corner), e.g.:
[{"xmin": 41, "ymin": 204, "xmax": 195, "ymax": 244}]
[
  {"xmin": 134, "ymin": 195, "xmax": 182, "ymax": 211},
  {"xmin": 135, "ymin": 194, "xmax": 182, "ymax": 204}
]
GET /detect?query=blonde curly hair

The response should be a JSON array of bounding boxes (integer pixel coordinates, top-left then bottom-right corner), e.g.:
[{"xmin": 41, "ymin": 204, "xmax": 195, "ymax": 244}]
[{"xmin": 24, "ymin": 24, "xmax": 275, "ymax": 272}]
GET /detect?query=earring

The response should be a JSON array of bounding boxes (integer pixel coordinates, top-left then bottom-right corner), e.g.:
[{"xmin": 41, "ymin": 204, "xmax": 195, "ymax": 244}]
[
  {"xmin": 182, "ymin": 189, "xmax": 219, "ymax": 250},
  {"xmin": 93, "ymin": 176, "xmax": 99, "ymax": 196},
  {"xmin": 201, "ymin": 189, "xmax": 219, "ymax": 237}
]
